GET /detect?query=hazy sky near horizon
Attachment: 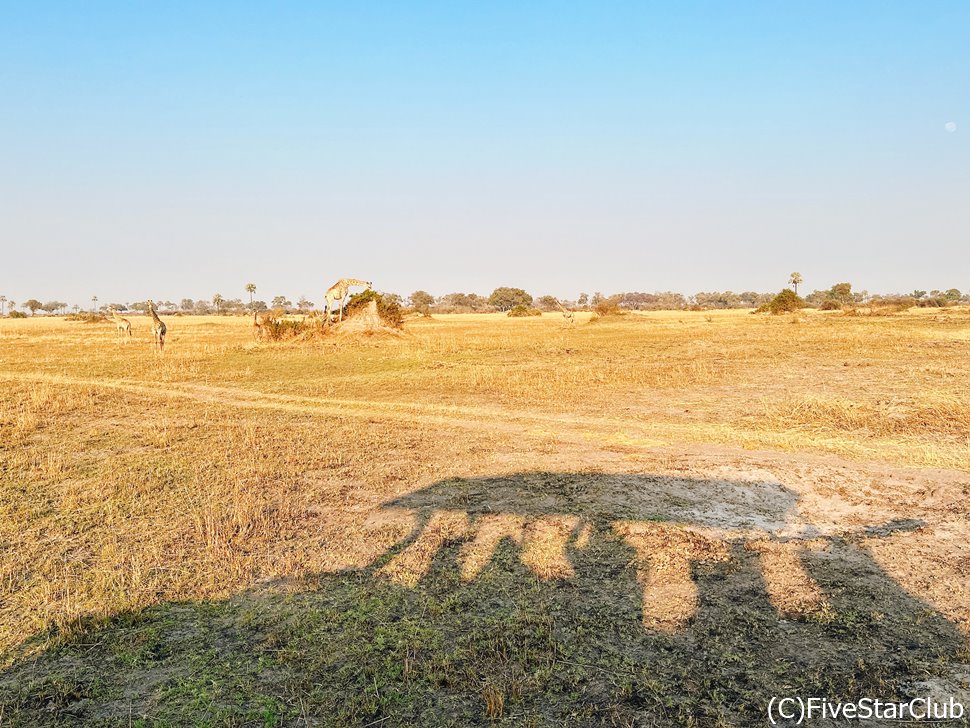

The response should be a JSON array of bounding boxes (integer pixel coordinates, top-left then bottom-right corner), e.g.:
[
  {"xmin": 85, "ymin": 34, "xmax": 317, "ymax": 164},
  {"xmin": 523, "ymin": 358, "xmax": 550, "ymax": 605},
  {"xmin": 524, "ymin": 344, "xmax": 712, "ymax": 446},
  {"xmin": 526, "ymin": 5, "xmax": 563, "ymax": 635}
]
[{"xmin": 2, "ymin": 1, "xmax": 968, "ymax": 307}]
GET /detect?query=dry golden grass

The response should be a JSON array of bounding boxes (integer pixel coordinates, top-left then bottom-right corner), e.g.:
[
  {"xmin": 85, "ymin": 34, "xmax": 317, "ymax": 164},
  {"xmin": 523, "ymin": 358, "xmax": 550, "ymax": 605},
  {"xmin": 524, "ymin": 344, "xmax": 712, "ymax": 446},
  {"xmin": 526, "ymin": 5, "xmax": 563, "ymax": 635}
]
[
  {"xmin": 1, "ymin": 309, "xmax": 969, "ymax": 651},
  {"xmin": 1, "ymin": 308, "xmax": 969, "ymax": 724}
]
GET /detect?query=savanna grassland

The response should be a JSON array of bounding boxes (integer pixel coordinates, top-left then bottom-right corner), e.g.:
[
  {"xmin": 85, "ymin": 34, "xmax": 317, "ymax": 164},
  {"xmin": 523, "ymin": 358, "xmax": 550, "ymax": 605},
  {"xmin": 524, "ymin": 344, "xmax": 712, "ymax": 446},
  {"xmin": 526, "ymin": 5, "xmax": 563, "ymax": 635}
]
[{"xmin": 1, "ymin": 308, "xmax": 969, "ymax": 726}]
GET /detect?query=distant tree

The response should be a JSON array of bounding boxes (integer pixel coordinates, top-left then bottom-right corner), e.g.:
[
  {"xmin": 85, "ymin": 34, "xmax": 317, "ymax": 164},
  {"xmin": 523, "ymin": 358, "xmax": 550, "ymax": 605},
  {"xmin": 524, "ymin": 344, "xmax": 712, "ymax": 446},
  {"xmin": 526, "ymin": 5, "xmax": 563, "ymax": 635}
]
[
  {"xmin": 944, "ymin": 288, "xmax": 962, "ymax": 301},
  {"xmin": 577, "ymin": 292, "xmax": 589, "ymax": 307},
  {"xmin": 0, "ymin": 296, "xmax": 6, "ymax": 316},
  {"xmin": 609, "ymin": 291, "xmax": 689, "ymax": 310},
  {"xmin": 438, "ymin": 292, "xmax": 489, "ymax": 312},
  {"xmin": 251, "ymin": 300, "xmax": 268, "ymax": 312},
  {"xmin": 911, "ymin": 290, "xmax": 927, "ymax": 300},
  {"xmin": 409, "ymin": 290, "xmax": 435, "ymax": 315},
  {"xmin": 271, "ymin": 296, "xmax": 291, "ymax": 311},
  {"xmin": 297, "ymin": 296, "xmax": 313, "ymax": 312},
  {"xmin": 789, "ymin": 272, "xmax": 803, "ymax": 294},
  {"xmin": 245, "ymin": 283, "xmax": 257, "ymax": 311},
  {"xmin": 536, "ymin": 295, "xmax": 560, "ymax": 311},
  {"xmin": 830, "ymin": 283, "xmax": 853, "ymax": 303},
  {"xmin": 192, "ymin": 300, "xmax": 212, "ymax": 315},
  {"xmin": 212, "ymin": 293, "xmax": 225, "ymax": 314},
  {"xmin": 8, "ymin": 300, "xmax": 15, "ymax": 313},
  {"xmin": 488, "ymin": 287, "xmax": 533, "ymax": 311},
  {"xmin": 590, "ymin": 292, "xmax": 604, "ymax": 306},
  {"xmin": 91, "ymin": 295, "xmax": 98, "ymax": 313},
  {"xmin": 72, "ymin": 304, "xmax": 79, "ymax": 314},
  {"xmin": 24, "ymin": 299, "xmax": 42, "ymax": 316},
  {"xmin": 180, "ymin": 298, "xmax": 195, "ymax": 312}
]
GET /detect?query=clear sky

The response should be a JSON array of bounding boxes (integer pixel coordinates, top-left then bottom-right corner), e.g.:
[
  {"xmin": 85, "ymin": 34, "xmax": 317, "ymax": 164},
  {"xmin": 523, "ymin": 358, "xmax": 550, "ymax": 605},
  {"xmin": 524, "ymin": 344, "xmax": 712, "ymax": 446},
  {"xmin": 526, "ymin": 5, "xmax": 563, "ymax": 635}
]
[{"xmin": 2, "ymin": 1, "xmax": 967, "ymax": 307}]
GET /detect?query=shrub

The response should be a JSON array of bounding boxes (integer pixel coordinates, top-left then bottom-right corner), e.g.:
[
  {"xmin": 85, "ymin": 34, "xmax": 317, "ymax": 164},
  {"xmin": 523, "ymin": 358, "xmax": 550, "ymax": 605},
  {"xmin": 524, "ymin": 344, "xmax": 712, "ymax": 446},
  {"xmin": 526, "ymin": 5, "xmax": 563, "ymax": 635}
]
[
  {"xmin": 259, "ymin": 316, "xmax": 316, "ymax": 341},
  {"xmin": 818, "ymin": 299, "xmax": 841, "ymax": 311},
  {"xmin": 65, "ymin": 312, "xmax": 107, "ymax": 323},
  {"xmin": 593, "ymin": 296, "xmax": 624, "ymax": 316},
  {"xmin": 867, "ymin": 296, "xmax": 916, "ymax": 314},
  {"xmin": 8, "ymin": 310, "xmax": 26, "ymax": 319},
  {"xmin": 756, "ymin": 289, "xmax": 806, "ymax": 315},
  {"xmin": 506, "ymin": 305, "xmax": 542, "ymax": 317}
]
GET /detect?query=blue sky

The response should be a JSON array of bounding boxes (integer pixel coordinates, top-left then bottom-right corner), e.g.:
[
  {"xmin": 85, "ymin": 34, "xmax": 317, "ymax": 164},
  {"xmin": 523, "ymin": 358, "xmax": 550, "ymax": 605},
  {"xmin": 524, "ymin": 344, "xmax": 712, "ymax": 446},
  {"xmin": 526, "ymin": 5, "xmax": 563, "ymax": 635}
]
[{"xmin": 2, "ymin": 1, "xmax": 967, "ymax": 306}]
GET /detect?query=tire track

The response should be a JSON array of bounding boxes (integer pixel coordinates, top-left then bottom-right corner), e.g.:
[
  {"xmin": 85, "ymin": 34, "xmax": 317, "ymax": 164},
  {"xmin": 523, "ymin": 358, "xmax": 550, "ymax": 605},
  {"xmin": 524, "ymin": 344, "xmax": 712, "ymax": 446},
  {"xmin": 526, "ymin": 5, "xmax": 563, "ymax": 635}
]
[{"xmin": 0, "ymin": 370, "xmax": 670, "ymax": 445}]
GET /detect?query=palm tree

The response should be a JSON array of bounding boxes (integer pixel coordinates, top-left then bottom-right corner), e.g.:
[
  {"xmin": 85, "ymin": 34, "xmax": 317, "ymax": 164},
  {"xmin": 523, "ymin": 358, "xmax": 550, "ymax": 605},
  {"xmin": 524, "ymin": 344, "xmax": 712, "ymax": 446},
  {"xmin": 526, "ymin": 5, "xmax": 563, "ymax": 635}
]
[
  {"xmin": 788, "ymin": 272, "xmax": 803, "ymax": 294},
  {"xmin": 212, "ymin": 293, "xmax": 225, "ymax": 314},
  {"xmin": 0, "ymin": 296, "xmax": 6, "ymax": 316},
  {"xmin": 245, "ymin": 283, "xmax": 257, "ymax": 312},
  {"xmin": 91, "ymin": 295, "xmax": 98, "ymax": 313}
]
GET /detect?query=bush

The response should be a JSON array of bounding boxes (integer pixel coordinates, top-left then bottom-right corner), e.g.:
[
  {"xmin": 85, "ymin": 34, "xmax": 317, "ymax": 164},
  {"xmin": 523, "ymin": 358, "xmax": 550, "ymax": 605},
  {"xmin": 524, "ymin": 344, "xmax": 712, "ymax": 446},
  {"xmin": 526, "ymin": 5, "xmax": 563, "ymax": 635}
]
[
  {"xmin": 593, "ymin": 296, "xmax": 624, "ymax": 316},
  {"xmin": 818, "ymin": 299, "xmax": 841, "ymax": 311},
  {"xmin": 506, "ymin": 305, "xmax": 542, "ymax": 317},
  {"xmin": 259, "ymin": 316, "xmax": 316, "ymax": 341},
  {"xmin": 65, "ymin": 312, "xmax": 107, "ymax": 323},
  {"xmin": 867, "ymin": 296, "xmax": 916, "ymax": 314},
  {"xmin": 756, "ymin": 289, "xmax": 806, "ymax": 315},
  {"xmin": 8, "ymin": 310, "xmax": 26, "ymax": 319}
]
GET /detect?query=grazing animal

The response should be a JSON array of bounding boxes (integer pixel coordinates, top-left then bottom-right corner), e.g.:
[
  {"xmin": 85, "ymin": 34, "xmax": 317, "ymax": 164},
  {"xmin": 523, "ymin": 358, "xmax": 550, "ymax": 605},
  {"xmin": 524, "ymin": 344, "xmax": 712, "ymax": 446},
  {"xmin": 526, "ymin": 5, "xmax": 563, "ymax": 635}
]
[
  {"xmin": 147, "ymin": 300, "xmax": 166, "ymax": 352},
  {"xmin": 325, "ymin": 278, "xmax": 372, "ymax": 322},
  {"xmin": 253, "ymin": 310, "xmax": 265, "ymax": 342},
  {"xmin": 109, "ymin": 307, "xmax": 132, "ymax": 342},
  {"xmin": 557, "ymin": 300, "xmax": 575, "ymax": 325}
]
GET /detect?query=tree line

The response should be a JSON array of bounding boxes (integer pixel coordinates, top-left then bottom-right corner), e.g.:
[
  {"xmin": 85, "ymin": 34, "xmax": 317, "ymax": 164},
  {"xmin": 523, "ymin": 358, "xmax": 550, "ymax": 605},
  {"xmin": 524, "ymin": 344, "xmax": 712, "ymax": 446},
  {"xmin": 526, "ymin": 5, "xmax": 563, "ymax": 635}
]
[{"xmin": 2, "ymin": 280, "xmax": 968, "ymax": 318}]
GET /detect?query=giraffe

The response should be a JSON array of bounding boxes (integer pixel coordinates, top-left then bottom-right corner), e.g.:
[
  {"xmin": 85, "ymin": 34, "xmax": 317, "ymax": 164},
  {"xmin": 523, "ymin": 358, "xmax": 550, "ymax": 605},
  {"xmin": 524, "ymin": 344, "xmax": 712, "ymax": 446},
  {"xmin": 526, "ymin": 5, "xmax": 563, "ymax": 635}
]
[
  {"xmin": 146, "ymin": 300, "xmax": 167, "ymax": 352},
  {"xmin": 252, "ymin": 310, "xmax": 265, "ymax": 342},
  {"xmin": 109, "ymin": 307, "xmax": 132, "ymax": 342},
  {"xmin": 324, "ymin": 278, "xmax": 372, "ymax": 322},
  {"xmin": 557, "ymin": 299, "xmax": 575, "ymax": 325}
]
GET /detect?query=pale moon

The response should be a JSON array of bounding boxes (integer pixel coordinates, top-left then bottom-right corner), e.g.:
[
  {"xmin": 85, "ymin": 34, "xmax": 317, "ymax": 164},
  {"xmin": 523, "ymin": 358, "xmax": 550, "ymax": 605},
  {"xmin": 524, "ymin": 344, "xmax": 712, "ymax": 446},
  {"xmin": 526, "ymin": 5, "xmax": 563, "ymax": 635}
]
[{"xmin": 945, "ymin": 121, "xmax": 957, "ymax": 132}]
